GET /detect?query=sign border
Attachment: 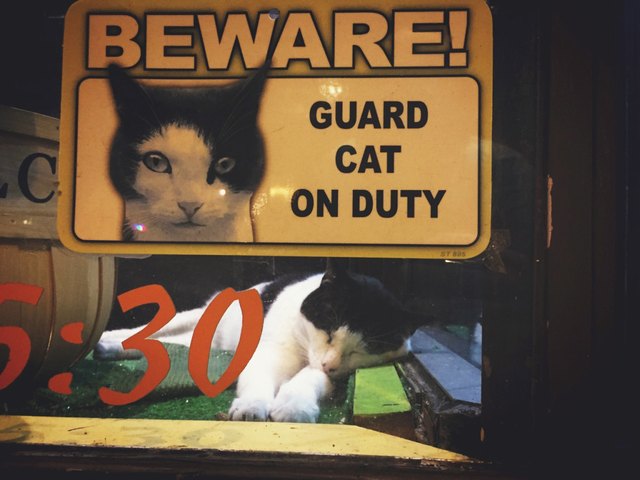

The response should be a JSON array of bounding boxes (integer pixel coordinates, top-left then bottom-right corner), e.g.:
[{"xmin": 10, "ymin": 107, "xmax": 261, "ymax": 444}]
[{"xmin": 57, "ymin": 0, "xmax": 493, "ymax": 259}]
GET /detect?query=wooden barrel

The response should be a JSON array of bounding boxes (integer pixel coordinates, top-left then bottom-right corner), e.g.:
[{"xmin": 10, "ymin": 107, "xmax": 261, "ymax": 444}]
[{"xmin": 0, "ymin": 106, "xmax": 115, "ymax": 385}]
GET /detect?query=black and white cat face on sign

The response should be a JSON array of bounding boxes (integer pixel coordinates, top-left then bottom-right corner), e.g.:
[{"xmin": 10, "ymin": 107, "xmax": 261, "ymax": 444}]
[
  {"xmin": 60, "ymin": 0, "xmax": 493, "ymax": 258},
  {"xmin": 107, "ymin": 64, "xmax": 269, "ymax": 242}
]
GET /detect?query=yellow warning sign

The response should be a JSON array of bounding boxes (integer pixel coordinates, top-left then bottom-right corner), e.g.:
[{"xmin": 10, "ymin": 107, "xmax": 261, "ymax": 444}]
[{"xmin": 59, "ymin": 0, "xmax": 493, "ymax": 259}]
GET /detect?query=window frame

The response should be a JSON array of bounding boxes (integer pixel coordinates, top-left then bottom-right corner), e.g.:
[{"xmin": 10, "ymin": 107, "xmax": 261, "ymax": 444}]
[{"xmin": 1, "ymin": 0, "xmax": 635, "ymax": 476}]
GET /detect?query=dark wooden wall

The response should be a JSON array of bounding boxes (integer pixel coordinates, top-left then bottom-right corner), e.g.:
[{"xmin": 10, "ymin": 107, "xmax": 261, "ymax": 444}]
[{"xmin": 536, "ymin": 0, "xmax": 637, "ymax": 475}]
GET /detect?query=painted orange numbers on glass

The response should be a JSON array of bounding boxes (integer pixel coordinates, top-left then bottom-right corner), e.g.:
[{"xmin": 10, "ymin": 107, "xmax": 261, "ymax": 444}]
[
  {"xmin": 0, "ymin": 281, "xmax": 264, "ymax": 403},
  {"xmin": 98, "ymin": 284, "xmax": 176, "ymax": 406},
  {"xmin": 0, "ymin": 283, "xmax": 44, "ymax": 390},
  {"xmin": 189, "ymin": 288, "xmax": 263, "ymax": 397}
]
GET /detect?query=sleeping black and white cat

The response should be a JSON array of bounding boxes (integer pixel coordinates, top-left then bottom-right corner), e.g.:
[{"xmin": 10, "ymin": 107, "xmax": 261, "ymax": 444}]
[
  {"xmin": 107, "ymin": 63, "xmax": 269, "ymax": 242},
  {"xmin": 95, "ymin": 261, "xmax": 428, "ymax": 422}
]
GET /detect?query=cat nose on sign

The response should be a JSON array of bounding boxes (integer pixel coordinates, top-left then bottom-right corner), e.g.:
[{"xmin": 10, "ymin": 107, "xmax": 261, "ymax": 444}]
[{"xmin": 178, "ymin": 201, "xmax": 203, "ymax": 218}]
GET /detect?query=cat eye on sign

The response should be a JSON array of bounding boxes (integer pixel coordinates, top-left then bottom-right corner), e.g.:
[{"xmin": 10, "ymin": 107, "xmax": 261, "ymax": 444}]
[
  {"xmin": 142, "ymin": 152, "xmax": 172, "ymax": 174},
  {"xmin": 214, "ymin": 157, "xmax": 236, "ymax": 175}
]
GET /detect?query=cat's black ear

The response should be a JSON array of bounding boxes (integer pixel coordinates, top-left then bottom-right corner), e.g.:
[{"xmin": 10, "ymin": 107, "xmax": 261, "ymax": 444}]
[
  {"xmin": 231, "ymin": 59, "xmax": 271, "ymax": 114},
  {"xmin": 107, "ymin": 63, "xmax": 158, "ymax": 127},
  {"xmin": 321, "ymin": 258, "xmax": 350, "ymax": 285},
  {"xmin": 247, "ymin": 58, "xmax": 272, "ymax": 87}
]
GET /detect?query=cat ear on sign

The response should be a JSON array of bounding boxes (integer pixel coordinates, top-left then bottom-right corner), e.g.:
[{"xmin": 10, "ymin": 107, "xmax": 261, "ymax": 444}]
[
  {"xmin": 231, "ymin": 58, "xmax": 272, "ymax": 112},
  {"xmin": 247, "ymin": 57, "xmax": 272, "ymax": 87},
  {"xmin": 107, "ymin": 63, "xmax": 158, "ymax": 127}
]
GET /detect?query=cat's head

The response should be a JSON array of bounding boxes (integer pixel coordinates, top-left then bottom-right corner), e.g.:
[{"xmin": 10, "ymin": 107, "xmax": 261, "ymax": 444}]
[
  {"xmin": 301, "ymin": 260, "xmax": 430, "ymax": 378},
  {"xmin": 106, "ymin": 63, "xmax": 269, "ymax": 239}
]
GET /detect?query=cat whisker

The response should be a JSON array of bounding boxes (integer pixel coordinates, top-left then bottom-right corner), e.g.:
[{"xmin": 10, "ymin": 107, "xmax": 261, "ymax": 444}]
[
  {"xmin": 217, "ymin": 80, "xmax": 261, "ymax": 136},
  {"xmin": 221, "ymin": 72, "xmax": 266, "ymax": 130},
  {"xmin": 217, "ymin": 110, "xmax": 259, "ymax": 144},
  {"xmin": 135, "ymin": 85, "xmax": 163, "ymax": 130},
  {"xmin": 129, "ymin": 112, "xmax": 159, "ymax": 133},
  {"xmin": 364, "ymin": 331, "xmax": 402, "ymax": 343},
  {"xmin": 217, "ymin": 123, "xmax": 256, "ymax": 146}
]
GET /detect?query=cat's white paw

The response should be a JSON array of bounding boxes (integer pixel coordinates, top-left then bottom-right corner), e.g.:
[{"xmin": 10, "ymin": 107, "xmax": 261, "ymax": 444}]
[
  {"xmin": 269, "ymin": 387, "xmax": 320, "ymax": 423},
  {"xmin": 228, "ymin": 397, "xmax": 271, "ymax": 421}
]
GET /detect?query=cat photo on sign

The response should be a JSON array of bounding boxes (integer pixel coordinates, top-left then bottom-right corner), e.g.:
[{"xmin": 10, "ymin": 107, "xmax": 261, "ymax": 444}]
[{"xmin": 106, "ymin": 62, "xmax": 269, "ymax": 242}]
